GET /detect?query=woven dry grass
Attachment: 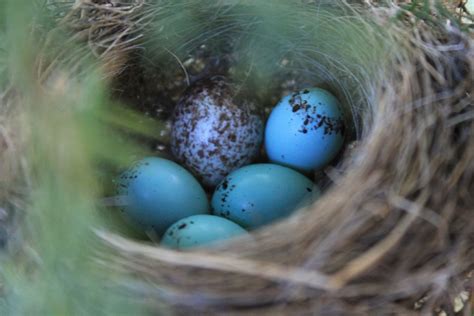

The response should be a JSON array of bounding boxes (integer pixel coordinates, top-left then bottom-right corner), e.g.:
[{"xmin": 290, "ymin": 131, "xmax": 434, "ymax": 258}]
[{"xmin": 3, "ymin": 0, "xmax": 474, "ymax": 315}]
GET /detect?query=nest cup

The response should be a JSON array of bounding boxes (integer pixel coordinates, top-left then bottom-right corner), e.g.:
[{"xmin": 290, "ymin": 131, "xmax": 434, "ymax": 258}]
[{"xmin": 4, "ymin": 1, "xmax": 474, "ymax": 315}]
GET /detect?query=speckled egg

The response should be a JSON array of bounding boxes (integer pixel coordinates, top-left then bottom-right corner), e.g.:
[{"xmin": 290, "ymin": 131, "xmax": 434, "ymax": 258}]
[
  {"xmin": 161, "ymin": 214, "xmax": 248, "ymax": 250},
  {"xmin": 170, "ymin": 77, "xmax": 264, "ymax": 187},
  {"xmin": 116, "ymin": 157, "xmax": 209, "ymax": 234},
  {"xmin": 211, "ymin": 164, "xmax": 319, "ymax": 230},
  {"xmin": 265, "ymin": 88, "xmax": 346, "ymax": 172}
]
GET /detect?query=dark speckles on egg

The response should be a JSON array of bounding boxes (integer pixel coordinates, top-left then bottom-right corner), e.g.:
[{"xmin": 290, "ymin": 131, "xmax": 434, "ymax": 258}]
[
  {"xmin": 228, "ymin": 134, "xmax": 237, "ymax": 142},
  {"xmin": 170, "ymin": 77, "xmax": 264, "ymax": 188}
]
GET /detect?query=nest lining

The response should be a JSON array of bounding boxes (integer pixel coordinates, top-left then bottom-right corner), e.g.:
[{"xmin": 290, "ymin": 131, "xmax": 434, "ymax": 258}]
[{"xmin": 2, "ymin": 0, "xmax": 474, "ymax": 315}]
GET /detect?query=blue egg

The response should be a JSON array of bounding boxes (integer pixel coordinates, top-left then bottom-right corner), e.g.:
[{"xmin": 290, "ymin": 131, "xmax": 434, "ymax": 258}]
[
  {"xmin": 161, "ymin": 215, "xmax": 248, "ymax": 249},
  {"xmin": 116, "ymin": 157, "xmax": 209, "ymax": 234},
  {"xmin": 171, "ymin": 78, "xmax": 264, "ymax": 187},
  {"xmin": 265, "ymin": 88, "xmax": 345, "ymax": 172},
  {"xmin": 211, "ymin": 164, "xmax": 319, "ymax": 230}
]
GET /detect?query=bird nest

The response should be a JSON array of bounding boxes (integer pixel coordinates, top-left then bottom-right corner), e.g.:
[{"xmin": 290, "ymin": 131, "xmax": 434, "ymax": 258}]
[{"xmin": 2, "ymin": 0, "xmax": 473, "ymax": 315}]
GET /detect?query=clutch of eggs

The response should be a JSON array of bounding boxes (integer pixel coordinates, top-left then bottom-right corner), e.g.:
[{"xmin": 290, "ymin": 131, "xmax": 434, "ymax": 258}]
[{"xmin": 112, "ymin": 84, "xmax": 347, "ymax": 249}]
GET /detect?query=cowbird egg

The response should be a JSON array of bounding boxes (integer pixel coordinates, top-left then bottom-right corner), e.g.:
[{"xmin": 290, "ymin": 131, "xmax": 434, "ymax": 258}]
[
  {"xmin": 161, "ymin": 214, "xmax": 248, "ymax": 250},
  {"xmin": 170, "ymin": 78, "xmax": 264, "ymax": 187},
  {"xmin": 116, "ymin": 157, "xmax": 209, "ymax": 234},
  {"xmin": 265, "ymin": 88, "xmax": 345, "ymax": 172},
  {"xmin": 211, "ymin": 164, "xmax": 319, "ymax": 230}
]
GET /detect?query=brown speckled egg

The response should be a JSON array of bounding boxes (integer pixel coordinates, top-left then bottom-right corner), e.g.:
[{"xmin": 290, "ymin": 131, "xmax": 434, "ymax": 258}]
[{"xmin": 170, "ymin": 77, "xmax": 263, "ymax": 187}]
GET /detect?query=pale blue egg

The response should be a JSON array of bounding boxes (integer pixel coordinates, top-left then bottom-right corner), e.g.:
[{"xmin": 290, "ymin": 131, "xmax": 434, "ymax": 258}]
[
  {"xmin": 116, "ymin": 157, "xmax": 209, "ymax": 234},
  {"xmin": 171, "ymin": 78, "xmax": 263, "ymax": 188},
  {"xmin": 161, "ymin": 214, "xmax": 248, "ymax": 249},
  {"xmin": 265, "ymin": 88, "xmax": 345, "ymax": 172},
  {"xmin": 211, "ymin": 164, "xmax": 319, "ymax": 230}
]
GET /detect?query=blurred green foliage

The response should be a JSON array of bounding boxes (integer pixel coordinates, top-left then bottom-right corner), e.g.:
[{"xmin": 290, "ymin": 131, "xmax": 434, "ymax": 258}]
[
  {"xmin": 144, "ymin": 0, "xmax": 389, "ymax": 131},
  {"xmin": 0, "ymin": 1, "xmax": 148, "ymax": 314}
]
